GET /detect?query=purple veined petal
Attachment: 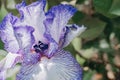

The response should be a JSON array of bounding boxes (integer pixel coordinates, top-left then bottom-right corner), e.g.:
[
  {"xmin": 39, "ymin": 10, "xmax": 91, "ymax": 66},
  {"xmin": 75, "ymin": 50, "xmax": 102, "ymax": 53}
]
[
  {"xmin": 0, "ymin": 52, "xmax": 22, "ymax": 80},
  {"xmin": 16, "ymin": 49, "xmax": 82, "ymax": 80},
  {"xmin": 15, "ymin": 0, "xmax": 47, "ymax": 42},
  {"xmin": 14, "ymin": 26, "xmax": 35, "ymax": 50},
  {"xmin": 44, "ymin": 42, "xmax": 58, "ymax": 57},
  {"xmin": 0, "ymin": 14, "xmax": 20, "ymax": 53},
  {"xmin": 45, "ymin": 4, "xmax": 77, "ymax": 44},
  {"xmin": 43, "ymin": 32, "xmax": 58, "ymax": 57},
  {"xmin": 22, "ymin": 52, "xmax": 40, "ymax": 65},
  {"xmin": 61, "ymin": 24, "xmax": 86, "ymax": 48}
]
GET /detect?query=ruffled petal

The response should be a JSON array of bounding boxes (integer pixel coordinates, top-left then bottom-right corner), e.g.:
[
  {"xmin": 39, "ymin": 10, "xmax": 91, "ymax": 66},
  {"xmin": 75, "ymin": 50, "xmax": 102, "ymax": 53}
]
[
  {"xmin": 45, "ymin": 4, "xmax": 77, "ymax": 43},
  {"xmin": 62, "ymin": 24, "xmax": 86, "ymax": 48},
  {"xmin": 14, "ymin": 26, "xmax": 35, "ymax": 50},
  {"xmin": 0, "ymin": 14, "xmax": 20, "ymax": 53},
  {"xmin": 0, "ymin": 52, "xmax": 22, "ymax": 80},
  {"xmin": 16, "ymin": 49, "xmax": 82, "ymax": 80},
  {"xmin": 15, "ymin": 0, "xmax": 46, "ymax": 42}
]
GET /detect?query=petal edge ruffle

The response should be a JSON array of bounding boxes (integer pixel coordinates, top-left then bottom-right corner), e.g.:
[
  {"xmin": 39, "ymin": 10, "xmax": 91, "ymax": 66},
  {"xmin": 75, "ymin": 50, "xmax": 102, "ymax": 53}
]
[
  {"xmin": 0, "ymin": 14, "xmax": 20, "ymax": 53},
  {"xmin": 15, "ymin": 0, "xmax": 46, "ymax": 42},
  {"xmin": 62, "ymin": 24, "xmax": 86, "ymax": 48},
  {"xmin": 45, "ymin": 4, "xmax": 77, "ymax": 43}
]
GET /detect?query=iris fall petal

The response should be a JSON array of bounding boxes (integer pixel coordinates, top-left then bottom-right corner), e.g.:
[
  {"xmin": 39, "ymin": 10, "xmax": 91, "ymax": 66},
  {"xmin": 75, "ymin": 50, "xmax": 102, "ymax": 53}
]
[{"xmin": 17, "ymin": 50, "xmax": 82, "ymax": 80}]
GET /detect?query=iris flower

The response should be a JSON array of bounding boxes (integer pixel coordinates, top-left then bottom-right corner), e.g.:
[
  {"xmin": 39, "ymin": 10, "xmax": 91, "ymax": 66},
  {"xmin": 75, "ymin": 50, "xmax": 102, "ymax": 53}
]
[{"xmin": 0, "ymin": 0, "xmax": 86, "ymax": 80}]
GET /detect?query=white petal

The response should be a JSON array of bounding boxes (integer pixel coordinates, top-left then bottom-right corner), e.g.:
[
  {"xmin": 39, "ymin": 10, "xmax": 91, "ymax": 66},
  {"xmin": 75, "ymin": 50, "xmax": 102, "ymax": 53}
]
[
  {"xmin": 62, "ymin": 24, "xmax": 86, "ymax": 48},
  {"xmin": 17, "ymin": 50, "xmax": 82, "ymax": 80},
  {"xmin": 0, "ymin": 52, "xmax": 22, "ymax": 80},
  {"xmin": 15, "ymin": 0, "xmax": 46, "ymax": 42},
  {"xmin": 4, "ymin": 52, "xmax": 22, "ymax": 68}
]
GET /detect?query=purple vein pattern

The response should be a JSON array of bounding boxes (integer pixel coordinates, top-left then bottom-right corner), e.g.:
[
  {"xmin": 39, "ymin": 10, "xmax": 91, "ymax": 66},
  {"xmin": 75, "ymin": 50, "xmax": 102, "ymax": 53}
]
[{"xmin": 0, "ymin": 0, "xmax": 86, "ymax": 80}]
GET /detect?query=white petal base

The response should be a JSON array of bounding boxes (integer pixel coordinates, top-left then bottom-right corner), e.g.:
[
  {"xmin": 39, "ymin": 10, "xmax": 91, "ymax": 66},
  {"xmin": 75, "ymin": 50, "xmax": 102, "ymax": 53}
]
[{"xmin": 17, "ymin": 50, "xmax": 82, "ymax": 80}]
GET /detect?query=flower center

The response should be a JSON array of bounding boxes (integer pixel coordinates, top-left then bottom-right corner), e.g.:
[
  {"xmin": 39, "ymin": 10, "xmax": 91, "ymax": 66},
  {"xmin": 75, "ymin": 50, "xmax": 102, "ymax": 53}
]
[{"xmin": 33, "ymin": 41, "xmax": 48, "ymax": 53}]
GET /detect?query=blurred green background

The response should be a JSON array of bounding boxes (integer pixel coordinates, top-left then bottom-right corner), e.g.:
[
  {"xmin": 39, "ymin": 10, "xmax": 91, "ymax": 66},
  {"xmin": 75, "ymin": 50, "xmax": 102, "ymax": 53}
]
[{"xmin": 0, "ymin": 0, "xmax": 120, "ymax": 80}]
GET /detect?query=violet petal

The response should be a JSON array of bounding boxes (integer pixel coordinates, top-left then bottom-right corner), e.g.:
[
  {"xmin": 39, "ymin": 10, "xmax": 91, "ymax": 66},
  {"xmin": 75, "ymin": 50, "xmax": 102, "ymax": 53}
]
[
  {"xmin": 45, "ymin": 4, "xmax": 77, "ymax": 43},
  {"xmin": 15, "ymin": 0, "xmax": 46, "ymax": 42},
  {"xmin": 0, "ymin": 14, "xmax": 20, "ymax": 53},
  {"xmin": 16, "ymin": 49, "xmax": 82, "ymax": 80},
  {"xmin": 62, "ymin": 24, "xmax": 86, "ymax": 48}
]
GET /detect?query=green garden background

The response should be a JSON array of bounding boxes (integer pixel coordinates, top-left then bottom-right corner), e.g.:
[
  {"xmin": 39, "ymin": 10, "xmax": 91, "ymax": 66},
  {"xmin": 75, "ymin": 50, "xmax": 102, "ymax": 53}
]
[{"xmin": 0, "ymin": 0, "xmax": 120, "ymax": 80}]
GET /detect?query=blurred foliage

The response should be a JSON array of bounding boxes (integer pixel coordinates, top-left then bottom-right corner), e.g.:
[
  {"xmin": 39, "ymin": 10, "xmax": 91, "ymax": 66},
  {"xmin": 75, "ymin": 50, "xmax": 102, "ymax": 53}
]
[{"xmin": 0, "ymin": 0, "xmax": 120, "ymax": 80}]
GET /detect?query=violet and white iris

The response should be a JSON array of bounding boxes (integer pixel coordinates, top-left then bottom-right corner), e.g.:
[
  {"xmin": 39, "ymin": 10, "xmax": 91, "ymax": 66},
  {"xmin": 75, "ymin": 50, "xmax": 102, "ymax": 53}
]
[{"xmin": 0, "ymin": 0, "xmax": 86, "ymax": 80}]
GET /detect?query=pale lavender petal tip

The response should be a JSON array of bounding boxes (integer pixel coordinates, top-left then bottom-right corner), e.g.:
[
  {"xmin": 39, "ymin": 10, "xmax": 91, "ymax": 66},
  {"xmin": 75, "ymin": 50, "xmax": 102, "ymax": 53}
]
[
  {"xmin": 62, "ymin": 24, "xmax": 86, "ymax": 48},
  {"xmin": 46, "ymin": 4, "xmax": 77, "ymax": 16},
  {"xmin": 16, "ymin": 0, "xmax": 26, "ymax": 9}
]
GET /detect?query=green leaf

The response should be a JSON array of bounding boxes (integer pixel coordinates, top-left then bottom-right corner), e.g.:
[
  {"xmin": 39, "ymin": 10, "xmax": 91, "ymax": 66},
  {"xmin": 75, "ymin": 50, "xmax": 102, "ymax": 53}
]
[
  {"xmin": 15, "ymin": 0, "xmax": 37, "ymax": 4},
  {"xmin": 0, "ymin": 0, "xmax": 1, "ymax": 9},
  {"xmin": 72, "ymin": 11, "xmax": 85, "ymax": 24},
  {"xmin": 0, "ymin": 2, "xmax": 8, "ymax": 22},
  {"xmin": 64, "ymin": 43, "xmax": 76, "ymax": 57},
  {"xmin": 93, "ymin": 0, "xmax": 116, "ymax": 18},
  {"xmin": 83, "ymin": 70, "xmax": 96, "ymax": 80},
  {"xmin": 0, "ymin": 40, "xmax": 4, "ymax": 49},
  {"xmin": 76, "ymin": 0, "xmax": 85, "ymax": 4},
  {"xmin": 79, "ymin": 47, "xmax": 97, "ymax": 59},
  {"xmin": 72, "ymin": 37, "xmax": 82, "ymax": 52},
  {"xmin": 80, "ymin": 18, "xmax": 106, "ymax": 41},
  {"xmin": 109, "ymin": 0, "xmax": 120, "ymax": 16},
  {"xmin": 76, "ymin": 54, "xmax": 85, "ymax": 65},
  {"xmin": 93, "ymin": 0, "xmax": 112, "ymax": 12},
  {"xmin": 112, "ymin": 17, "xmax": 120, "ymax": 29},
  {"xmin": 4, "ymin": 0, "xmax": 18, "ymax": 15},
  {"xmin": 0, "ymin": 50, "xmax": 7, "ymax": 60}
]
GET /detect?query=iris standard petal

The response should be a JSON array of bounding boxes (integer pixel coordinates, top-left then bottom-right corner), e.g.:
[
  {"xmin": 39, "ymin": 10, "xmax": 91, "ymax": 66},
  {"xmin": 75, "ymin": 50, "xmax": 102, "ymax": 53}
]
[
  {"xmin": 45, "ymin": 4, "xmax": 77, "ymax": 43},
  {"xmin": 62, "ymin": 24, "xmax": 86, "ymax": 48},
  {"xmin": 16, "ymin": 49, "xmax": 82, "ymax": 80},
  {"xmin": 0, "ymin": 52, "xmax": 22, "ymax": 80},
  {"xmin": 0, "ymin": 14, "xmax": 19, "ymax": 53},
  {"xmin": 15, "ymin": 0, "xmax": 46, "ymax": 42},
  {"xmin": 14, "ymin": 26, "xmax": 34, "ymax": 50}
]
